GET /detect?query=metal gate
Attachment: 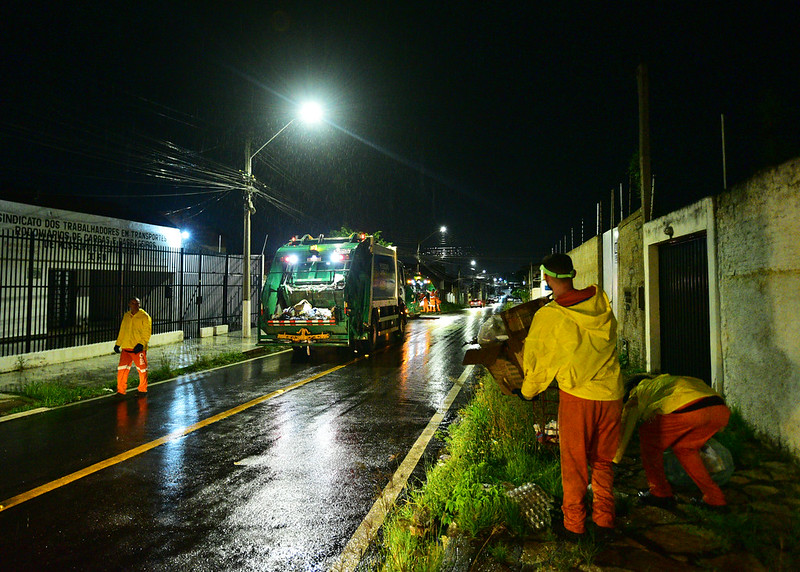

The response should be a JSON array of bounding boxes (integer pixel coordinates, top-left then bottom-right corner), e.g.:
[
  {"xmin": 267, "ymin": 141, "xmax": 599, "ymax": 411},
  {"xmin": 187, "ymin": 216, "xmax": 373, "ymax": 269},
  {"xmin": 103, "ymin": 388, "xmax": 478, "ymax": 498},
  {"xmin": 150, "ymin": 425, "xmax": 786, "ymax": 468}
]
[
  {"xmin": 0, "ymin": 230, "xmax": 262, "ymax": 357},
  {"xmin": 658, "ymin": 233, "xmax": 711, "ymax": 382}
]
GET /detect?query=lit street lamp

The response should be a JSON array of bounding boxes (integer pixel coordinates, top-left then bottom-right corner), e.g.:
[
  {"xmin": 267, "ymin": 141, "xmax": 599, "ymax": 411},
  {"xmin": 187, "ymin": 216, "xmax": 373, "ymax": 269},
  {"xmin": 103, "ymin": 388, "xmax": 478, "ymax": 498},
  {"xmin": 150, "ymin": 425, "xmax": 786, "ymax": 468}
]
[
  {"xmin": 416, "ymin": 225, "xmax": 446, "ymax": 273},
  {"xmin": 242, "ymin": 101, "xmax": 323, "ymax": 338}
]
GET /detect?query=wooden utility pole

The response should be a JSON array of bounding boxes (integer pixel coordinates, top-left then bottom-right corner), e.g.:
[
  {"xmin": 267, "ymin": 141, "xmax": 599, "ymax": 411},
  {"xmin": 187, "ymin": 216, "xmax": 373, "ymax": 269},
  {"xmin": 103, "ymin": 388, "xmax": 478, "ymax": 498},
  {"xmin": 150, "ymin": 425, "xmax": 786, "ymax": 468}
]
[
  {"xmin": 721, "ymin": 113, "xmax": 728, "ymax": 190},
  {"xmin": 638, "ymin": 64, "xmax": 652, "ymax": 222}
]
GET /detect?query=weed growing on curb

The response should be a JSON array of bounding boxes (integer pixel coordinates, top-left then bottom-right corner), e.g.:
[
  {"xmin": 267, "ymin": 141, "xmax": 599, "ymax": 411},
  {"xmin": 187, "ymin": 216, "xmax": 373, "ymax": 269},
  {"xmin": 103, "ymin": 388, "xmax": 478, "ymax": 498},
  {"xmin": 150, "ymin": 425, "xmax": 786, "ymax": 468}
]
[{"xmin": 15, "ymin": 355, "xmax": 28, "ymax": 372}]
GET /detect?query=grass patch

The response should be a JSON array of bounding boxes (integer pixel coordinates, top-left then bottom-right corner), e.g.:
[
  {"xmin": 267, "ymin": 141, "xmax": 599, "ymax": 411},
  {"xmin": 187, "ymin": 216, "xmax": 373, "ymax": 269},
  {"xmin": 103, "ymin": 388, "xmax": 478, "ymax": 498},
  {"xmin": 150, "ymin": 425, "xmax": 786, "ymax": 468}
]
[
  {"xmin": 148, "ymin": 350, "xmax": 255, "ymax": 382},
  {"xmin": 9, "ymin": 380, "xmax": 116, "ymax": 411},
  {"xmin": 378, "ymin": 374, "xmax": 562, "ymax": 569},
  {"xmin": 3, "ymin": 347, "xmax": 283, "ymax": 415},
  {"xmin": 438, "ymin": 301, "xmax": 466, "ymax": 314}
]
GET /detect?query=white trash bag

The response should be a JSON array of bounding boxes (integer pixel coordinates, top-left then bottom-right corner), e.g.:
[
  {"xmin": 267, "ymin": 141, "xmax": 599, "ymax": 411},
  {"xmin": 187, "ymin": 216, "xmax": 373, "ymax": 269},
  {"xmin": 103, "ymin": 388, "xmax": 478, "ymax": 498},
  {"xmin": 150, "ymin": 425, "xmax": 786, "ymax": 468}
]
[
  {"xmin": 664, "ymin": 437, "xmax": 735, "ymax": 488},
  {"xmin": 478, "ymin": 315, "xmax": 509, "ymax": 345}
]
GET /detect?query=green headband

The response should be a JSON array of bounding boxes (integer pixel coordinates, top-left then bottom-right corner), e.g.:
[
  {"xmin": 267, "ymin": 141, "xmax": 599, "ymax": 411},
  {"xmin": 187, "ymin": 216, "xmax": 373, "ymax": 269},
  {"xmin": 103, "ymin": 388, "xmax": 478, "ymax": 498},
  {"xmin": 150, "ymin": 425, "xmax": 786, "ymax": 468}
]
[{"xmin": 540, "ymin": 264, "xmax": 575, "ymax": 279}]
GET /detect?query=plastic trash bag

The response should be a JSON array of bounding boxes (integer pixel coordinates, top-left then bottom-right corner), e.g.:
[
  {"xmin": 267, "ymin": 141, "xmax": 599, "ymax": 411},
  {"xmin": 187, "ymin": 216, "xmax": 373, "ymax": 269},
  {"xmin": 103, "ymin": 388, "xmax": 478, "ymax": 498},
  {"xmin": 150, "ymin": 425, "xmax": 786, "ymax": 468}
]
[
  {"xmin": 664, "ymin": 437, "xmax": 735, "ymax": 488},
  {"xmin": 309, "ymin": 307, "xmax": 333, "ymax": 319},
  {"xmin": 478, "ymin": 315, "xmax": 509, "ymax": 345}
]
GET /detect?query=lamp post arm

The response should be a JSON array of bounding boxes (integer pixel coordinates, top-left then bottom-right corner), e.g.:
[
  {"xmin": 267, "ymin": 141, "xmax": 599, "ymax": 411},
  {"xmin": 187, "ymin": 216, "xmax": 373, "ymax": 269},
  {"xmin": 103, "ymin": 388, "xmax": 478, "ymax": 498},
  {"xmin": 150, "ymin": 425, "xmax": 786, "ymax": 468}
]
[{"xmin": 250, "ymin": 118, "xmax": 295, "ymax": 162}]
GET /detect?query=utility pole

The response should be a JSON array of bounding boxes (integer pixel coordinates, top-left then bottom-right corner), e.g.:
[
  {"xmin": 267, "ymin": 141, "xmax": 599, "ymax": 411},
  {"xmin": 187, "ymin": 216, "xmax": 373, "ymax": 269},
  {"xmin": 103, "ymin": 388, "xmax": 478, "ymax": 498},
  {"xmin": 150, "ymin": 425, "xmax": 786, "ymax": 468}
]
[
  {"xmin": 242, "ymin": 138, "xmax": 256, "ymax": 339},
  {"xmin": 721, "ymin": 113, "xmax": 728, "ymax": 190},
  {"xmin": 638, "ymin": 63, "xmax": 652, "ymax": 222}
]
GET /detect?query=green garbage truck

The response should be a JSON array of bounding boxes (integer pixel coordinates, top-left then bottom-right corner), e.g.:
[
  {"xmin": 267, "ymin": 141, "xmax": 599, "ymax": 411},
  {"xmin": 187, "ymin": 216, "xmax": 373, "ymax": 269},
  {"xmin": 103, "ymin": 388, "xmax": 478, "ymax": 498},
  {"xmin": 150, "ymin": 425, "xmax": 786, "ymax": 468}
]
[{"xmin": 258, "ymin": 233, "xmax": 408, "ymax": 354}]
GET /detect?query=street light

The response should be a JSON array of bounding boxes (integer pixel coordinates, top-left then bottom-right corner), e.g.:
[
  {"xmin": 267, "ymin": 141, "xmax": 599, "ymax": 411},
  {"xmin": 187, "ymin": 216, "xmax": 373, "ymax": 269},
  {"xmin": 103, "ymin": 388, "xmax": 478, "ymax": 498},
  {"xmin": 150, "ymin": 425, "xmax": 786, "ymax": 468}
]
[
  {"xmin": 416, "ymin": 225, "xmax": 446, "ymax": 272},
  {"xmin": 242, "ymin": 101, "xmax": 323, "ymax": 338}
]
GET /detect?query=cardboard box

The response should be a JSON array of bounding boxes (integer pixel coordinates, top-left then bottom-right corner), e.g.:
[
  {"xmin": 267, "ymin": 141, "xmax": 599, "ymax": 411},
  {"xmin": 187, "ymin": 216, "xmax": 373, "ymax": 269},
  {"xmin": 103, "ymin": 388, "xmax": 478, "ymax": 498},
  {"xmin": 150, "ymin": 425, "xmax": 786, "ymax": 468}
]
[
  {"xmin": 463, "ymin": 343, "xmax": 521, "ymax": 395},
  {"xmin": 462, "ymin": 296, "xmax": 550, "ymax": 394}
]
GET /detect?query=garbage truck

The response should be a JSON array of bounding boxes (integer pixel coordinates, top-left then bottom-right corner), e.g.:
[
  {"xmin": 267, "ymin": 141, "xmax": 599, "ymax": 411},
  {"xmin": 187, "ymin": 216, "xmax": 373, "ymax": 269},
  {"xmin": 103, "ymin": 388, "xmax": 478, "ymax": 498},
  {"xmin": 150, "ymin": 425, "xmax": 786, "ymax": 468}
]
[{"xmin": 258, "ymin": 233, "xmax": 407, "ymax": 354}]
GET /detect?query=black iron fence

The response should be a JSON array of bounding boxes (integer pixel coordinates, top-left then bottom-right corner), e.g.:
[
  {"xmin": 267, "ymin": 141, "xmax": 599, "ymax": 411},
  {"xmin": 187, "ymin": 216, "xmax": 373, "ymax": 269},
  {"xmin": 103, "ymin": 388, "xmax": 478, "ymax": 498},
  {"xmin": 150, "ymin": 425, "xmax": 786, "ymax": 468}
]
[{"xmin": 0, "ymin": 230, "xmax": 261, "ymax": 357}]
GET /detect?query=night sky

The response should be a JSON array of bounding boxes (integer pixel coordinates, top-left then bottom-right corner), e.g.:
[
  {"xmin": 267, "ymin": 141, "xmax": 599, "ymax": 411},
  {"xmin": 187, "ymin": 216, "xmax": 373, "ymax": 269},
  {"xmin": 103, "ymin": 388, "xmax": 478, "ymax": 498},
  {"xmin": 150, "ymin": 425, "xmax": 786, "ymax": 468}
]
[{"xmin": 2, "ymin": 1, "xmax": 798, "ymax": 275}]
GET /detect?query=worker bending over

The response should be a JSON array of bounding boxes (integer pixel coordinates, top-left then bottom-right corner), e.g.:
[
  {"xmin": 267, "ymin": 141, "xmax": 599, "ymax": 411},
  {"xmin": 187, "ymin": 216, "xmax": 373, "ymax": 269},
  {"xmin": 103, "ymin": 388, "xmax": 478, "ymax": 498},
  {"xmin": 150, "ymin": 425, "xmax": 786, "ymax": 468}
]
[{"xmin": 614, "ymin": 373, "xmax": 731, "ymax": 511}]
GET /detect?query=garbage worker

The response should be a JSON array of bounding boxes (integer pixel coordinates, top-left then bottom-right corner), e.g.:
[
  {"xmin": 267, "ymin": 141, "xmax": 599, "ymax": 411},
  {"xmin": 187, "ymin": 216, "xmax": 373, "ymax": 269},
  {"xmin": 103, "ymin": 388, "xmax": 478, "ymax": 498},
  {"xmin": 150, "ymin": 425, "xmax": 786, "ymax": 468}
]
[
  {"xmin": 114, "ymin": 297, "xmax": 152, "ymax": 397},
  {"xmin": 613, "ymin": 373, "xmax": 731, "ymax": 511},
  {"xmin": 420, "ymin": 292, "xmax": 429, "ymax": 313},
  {"xmin": 519, "ymin": 253, "xmax": 624, "ymax": 541},
  {"xmin": 431, "ymin": 290, "xmax": 441, "ymax": 312}
]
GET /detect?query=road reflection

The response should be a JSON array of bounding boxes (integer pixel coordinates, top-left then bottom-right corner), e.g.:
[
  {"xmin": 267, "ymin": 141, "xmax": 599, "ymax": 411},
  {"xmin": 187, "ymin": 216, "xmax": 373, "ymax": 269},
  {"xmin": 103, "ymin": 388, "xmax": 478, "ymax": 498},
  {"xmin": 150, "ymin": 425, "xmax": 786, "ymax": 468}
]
[{"xmin": 115, "ymin": 397, "xmax": 148, "ymax": 448}]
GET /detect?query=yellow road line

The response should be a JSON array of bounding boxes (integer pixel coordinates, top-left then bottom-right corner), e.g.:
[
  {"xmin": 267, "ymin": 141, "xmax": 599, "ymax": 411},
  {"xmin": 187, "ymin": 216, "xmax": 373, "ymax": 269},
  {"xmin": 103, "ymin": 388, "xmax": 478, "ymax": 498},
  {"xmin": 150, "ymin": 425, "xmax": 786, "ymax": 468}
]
[
  {"xmin": 330, "ymin": 365, "xmax": 474, "ymax": 572},
  {"xmin": 0, "ymin": 361, "xmax": 352, "ymax": 513}
]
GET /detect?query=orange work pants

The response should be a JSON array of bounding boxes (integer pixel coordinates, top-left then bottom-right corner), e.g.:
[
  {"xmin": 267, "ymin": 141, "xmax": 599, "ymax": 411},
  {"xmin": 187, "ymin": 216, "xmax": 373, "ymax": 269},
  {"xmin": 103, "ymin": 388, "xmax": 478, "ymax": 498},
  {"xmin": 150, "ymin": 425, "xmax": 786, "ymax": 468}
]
[
  {"xmin": 558, "ymin": 390, "xmax": 622, "ymax": 534},
  {"xmin": 639, "ymin": 404, "xmax": 730, "ymax": 506},
  {"xmin": 117, "ymin": 349, "xmax": 148, "ymax": 394}
]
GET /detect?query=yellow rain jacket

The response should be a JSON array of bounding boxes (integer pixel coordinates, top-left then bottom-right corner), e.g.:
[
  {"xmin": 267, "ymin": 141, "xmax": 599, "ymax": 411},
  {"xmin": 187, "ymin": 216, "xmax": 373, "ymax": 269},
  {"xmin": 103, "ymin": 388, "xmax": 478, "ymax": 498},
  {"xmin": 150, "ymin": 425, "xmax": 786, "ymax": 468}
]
[
  {"xmin": 116, "ymin": 309, "xmax": 152, "ymax": 350},
  {"xmin": 521, "ymin": 285, "xmax": 623, "ymax": 401},
  {"xmin": 613, "ymin": 374, "xmax": 723, "ymax": 463}
]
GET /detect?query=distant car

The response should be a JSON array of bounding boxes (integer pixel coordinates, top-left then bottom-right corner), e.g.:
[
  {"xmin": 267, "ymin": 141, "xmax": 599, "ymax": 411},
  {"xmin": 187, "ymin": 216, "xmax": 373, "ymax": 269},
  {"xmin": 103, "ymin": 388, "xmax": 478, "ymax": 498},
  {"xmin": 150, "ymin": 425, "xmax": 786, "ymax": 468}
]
[
  {"xmin": 487, "ymin": 297, "xmax": 497, "ymax": 304},
  {"xmin": 469, "ymin": 299, "xmax": 484, "ymax": 308}
]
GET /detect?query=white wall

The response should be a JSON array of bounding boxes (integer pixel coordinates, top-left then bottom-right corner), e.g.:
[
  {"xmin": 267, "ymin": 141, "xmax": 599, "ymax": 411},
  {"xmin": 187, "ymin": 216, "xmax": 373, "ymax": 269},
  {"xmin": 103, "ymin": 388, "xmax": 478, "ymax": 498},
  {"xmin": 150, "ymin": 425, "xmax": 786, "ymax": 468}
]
[{"xmin": 0, "ymin": 330, "xmax": 184, "ymax": 374}]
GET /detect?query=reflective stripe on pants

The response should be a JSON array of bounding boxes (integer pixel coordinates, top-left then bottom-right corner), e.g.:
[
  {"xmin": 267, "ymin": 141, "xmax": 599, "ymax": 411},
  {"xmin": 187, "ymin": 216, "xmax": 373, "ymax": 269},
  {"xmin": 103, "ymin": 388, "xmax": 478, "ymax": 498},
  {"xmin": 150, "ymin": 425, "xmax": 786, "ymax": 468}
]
[{"xmin": 117, "ymin": 349, "xmax": 148, "ymax": 394}]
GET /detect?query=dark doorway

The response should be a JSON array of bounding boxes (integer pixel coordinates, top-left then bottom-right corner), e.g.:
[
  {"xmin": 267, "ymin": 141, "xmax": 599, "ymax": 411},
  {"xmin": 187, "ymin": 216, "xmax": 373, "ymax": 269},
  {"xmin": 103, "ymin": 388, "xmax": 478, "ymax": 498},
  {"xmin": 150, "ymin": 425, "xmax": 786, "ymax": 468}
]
[{"xmin": 658, "ymin": 234, "xmax": 711, "ymax": 383}]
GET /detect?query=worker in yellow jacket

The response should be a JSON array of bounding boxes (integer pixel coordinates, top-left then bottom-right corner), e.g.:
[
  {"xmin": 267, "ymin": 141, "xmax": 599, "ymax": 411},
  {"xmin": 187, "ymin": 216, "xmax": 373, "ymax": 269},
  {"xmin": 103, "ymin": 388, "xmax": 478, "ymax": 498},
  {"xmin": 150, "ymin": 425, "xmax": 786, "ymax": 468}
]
[
  {"xmin": 114, "ymin": 297, "xmax": 152, "ymax": 397},
  {"xmin": 614, "ymin": 374, "xmax": 730, "ymax": 510},
  {"xmin": 521, "ymin": 253, "xmax": 624, "ymax": 541}
]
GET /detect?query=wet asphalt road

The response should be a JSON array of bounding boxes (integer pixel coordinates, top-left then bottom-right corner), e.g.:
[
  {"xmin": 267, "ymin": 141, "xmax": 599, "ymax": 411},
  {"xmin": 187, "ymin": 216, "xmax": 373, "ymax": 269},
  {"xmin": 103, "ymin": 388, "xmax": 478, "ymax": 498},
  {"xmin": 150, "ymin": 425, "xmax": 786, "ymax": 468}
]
[{"xmin": 0, "ymin": 308, "xmax": 495, "ymax": 571}]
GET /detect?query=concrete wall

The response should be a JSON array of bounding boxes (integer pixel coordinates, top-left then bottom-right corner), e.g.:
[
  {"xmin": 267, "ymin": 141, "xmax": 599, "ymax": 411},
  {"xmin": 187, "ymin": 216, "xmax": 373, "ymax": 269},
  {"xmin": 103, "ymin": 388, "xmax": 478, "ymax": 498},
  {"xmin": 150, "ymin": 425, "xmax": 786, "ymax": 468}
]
[
  {"xmin": 617, "ymin": 210, "xmax": 646, "ymax": 369},
  {"xmin": 0, "ymin": 330, "xmax": 184, "ymax": 374},
  {"xmin": 715, "ymin": 158, "xmax": 800, "ymax": 455},
  {"xmin": 568, "ymin": 235, "xmax": 602, "ymax": 289}
]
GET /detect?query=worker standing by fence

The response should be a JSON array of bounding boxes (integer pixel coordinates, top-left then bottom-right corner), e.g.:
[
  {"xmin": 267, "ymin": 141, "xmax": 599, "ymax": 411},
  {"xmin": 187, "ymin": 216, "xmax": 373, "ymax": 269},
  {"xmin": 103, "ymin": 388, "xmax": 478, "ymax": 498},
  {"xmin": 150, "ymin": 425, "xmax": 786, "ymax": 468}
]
[{"xmin": 114, "ymin": 297, "xmax": 151, "ymax": 397}]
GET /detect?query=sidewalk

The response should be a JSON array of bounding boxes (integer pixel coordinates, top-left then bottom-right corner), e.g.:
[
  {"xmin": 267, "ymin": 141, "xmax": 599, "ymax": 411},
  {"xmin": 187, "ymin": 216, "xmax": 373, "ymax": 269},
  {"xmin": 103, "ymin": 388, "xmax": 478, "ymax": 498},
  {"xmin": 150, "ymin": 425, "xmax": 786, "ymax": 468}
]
[{"xmin": 0, "ymin": 332, "xmax": 277, "ymax": 417}]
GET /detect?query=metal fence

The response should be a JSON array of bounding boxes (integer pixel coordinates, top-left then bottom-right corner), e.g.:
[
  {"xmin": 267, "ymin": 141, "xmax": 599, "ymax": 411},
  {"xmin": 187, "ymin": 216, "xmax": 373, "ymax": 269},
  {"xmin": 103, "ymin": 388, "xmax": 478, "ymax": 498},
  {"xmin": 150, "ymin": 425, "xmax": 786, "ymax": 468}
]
[{"xmin": 0, "ymin": 230, "xmax": 261, "ymax": 357}]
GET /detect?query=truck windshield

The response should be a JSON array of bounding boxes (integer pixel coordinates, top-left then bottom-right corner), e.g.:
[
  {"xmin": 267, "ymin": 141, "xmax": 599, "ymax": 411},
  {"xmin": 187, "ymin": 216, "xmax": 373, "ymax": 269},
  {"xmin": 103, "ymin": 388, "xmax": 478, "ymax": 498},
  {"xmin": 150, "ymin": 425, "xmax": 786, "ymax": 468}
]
[{"xmin": 286, "ymin": 259, "xmax": 349, "ymax": 285}]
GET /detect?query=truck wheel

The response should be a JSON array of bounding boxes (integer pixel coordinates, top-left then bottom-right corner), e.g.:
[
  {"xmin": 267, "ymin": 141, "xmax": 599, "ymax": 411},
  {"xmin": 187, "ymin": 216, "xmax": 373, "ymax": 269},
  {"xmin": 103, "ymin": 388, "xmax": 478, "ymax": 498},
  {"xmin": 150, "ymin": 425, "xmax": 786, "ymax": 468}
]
[
  {"xmin": 360, "ymin": 314, "xmax": 378, "ymax": 354},
  {"xmin": 292, "ymin": 346, "xmax": 310, "ymax": 360},
  {"xmin": 394, "ymin": 315, "xmax": 406, "ymax": 340},
  {"xmin": 368, "ymin": 320, "xmax": 378, "ymax": 351}
]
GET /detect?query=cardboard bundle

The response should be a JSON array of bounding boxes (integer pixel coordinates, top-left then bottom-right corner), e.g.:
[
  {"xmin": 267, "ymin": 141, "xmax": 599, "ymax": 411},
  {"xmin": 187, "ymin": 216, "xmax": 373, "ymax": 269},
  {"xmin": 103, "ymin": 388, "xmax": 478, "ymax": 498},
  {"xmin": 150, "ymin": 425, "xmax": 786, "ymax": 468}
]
[{"xmin": 462, "ymin": 296, "xmax": 550, "ymax": 394}]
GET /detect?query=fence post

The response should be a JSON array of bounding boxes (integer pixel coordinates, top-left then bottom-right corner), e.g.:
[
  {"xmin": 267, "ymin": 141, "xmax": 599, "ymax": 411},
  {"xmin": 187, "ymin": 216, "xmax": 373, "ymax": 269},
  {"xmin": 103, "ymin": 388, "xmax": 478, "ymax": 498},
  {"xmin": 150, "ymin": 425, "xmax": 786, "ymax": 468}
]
[
  {"xmin": 117, "ymin": 242, "xmax": 124, "ymax": 316},
  {"xmin": 223, "ymin": 253, "xmax": 229, "ymax": 325},
  {"xmin": 197, "ymin": 252, "xmax": 203, "ymax": 338},
  {"xmin": 24, "ymin": 234, "xmax": 36, "ymax": 354},
  {"xmin": 179, "ymin": 248, "xmax": 184, "ymax": 334}
]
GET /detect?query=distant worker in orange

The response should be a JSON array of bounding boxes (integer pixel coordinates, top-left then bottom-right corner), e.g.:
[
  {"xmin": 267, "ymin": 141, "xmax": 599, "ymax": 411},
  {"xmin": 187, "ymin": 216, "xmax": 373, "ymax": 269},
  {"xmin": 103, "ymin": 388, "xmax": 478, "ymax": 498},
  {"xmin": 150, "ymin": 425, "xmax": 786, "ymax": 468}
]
[
  {"xmin": 114, "ymin": 297, "xmax": 152, "ymax": 397},
  {"xmin": 520, "ymin": 253, "xmax": 624, "ymax": 541},
  {"xmin": 420, "ymin": 292, "xmax": 429, "ymax": 313},
  {"xmin": 431, "ymin": 290, "xmax": 441, "ymax": 312}
]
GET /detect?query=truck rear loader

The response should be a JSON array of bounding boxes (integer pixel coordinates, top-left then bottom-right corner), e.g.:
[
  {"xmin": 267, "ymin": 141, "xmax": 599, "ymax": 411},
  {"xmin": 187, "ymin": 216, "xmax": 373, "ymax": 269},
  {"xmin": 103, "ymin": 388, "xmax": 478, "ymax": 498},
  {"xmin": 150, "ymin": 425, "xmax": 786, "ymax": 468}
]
[{"xmin": 258, "ymin": 233, "xmax": 407, "ymax": 354}]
